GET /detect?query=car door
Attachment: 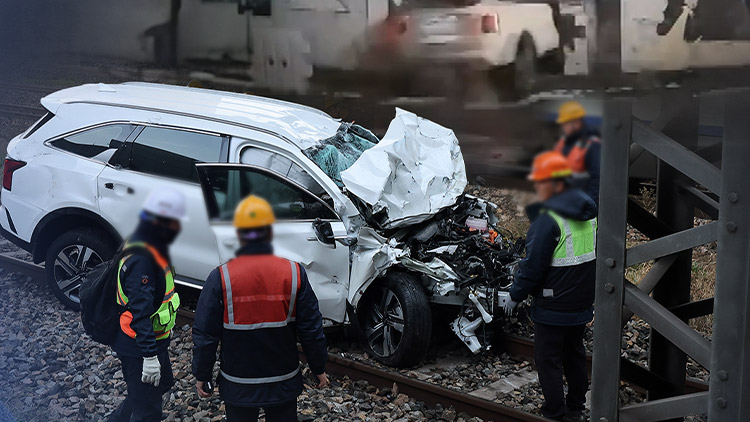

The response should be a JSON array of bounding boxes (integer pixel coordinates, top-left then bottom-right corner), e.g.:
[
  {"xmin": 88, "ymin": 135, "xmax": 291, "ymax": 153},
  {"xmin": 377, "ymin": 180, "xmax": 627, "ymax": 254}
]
[
  {"xmin": 195, "ymin": 163, "xmax": 349, "ymax": 324},
  {"xmin": 97, "ymin": 125, "xmax": 227, "ymax": 286}
]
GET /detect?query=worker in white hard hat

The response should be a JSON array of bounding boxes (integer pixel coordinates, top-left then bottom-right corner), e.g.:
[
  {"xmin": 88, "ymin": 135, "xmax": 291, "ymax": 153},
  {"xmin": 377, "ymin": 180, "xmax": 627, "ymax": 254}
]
[{"xmin": 109, "ymin": 187, "xmax": 186, "ymax": 422}]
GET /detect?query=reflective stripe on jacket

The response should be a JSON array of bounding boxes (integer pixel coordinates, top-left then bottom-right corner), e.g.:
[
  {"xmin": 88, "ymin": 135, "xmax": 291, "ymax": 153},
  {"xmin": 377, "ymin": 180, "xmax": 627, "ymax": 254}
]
[
  {"xmin": 117, "ymin": 242, "xmax": 180, "ymax": 341},
  {"xmin": 219, "ymin": 255, "xmax": 302, "ymax": 385},
  {"xmin": 554, "ymin": 136, "xmax": 600, "ymax": 173},
  {"xmin": 509, "ymin": 189, "xmax": 598, "ymax": 318}
]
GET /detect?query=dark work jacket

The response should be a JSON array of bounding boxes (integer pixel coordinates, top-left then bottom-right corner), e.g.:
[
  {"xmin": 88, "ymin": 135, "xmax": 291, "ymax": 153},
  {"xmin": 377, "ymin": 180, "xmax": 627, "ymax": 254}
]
[
  {"xmin": 559, "ymin": 126, "xmax": 602, "ymax": 206},
  {"xmin": 111, "ymin": 225, "xmax": 171, "ymax": 358},
  {"xmin": 192, "ymin": 242, "xmax": 327, "ymax": 407},
  {"xmin": 510, "ymin": 189, "xmax": 598, "ymax": 326}
]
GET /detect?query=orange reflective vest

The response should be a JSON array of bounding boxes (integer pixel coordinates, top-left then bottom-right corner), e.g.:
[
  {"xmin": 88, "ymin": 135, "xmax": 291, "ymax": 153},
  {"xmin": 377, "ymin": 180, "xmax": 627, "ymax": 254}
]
[
  {"xmin": 219, "ymin": 255, "xmax": 302, "ymax": 385},
  {"xmin": 221, "ymin": 255, "xmax": 301, "ymax": 330},
  {"xmin": 554, "ymin": 136, "xmax": 601, "ymax": 173}
]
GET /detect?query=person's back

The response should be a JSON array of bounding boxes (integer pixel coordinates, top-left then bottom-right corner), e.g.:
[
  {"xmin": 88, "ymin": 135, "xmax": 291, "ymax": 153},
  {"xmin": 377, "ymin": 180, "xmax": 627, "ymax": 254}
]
[{"xmin": 192, "ymin": 195, "xmax": 328, "ymax": 422}]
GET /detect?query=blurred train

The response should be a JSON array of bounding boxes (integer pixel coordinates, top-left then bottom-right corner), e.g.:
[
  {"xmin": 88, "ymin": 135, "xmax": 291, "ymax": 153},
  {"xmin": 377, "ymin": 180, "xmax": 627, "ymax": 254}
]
[{"xmin": 68, "ymin": 0, "xmax": 750, "ymax": 94}]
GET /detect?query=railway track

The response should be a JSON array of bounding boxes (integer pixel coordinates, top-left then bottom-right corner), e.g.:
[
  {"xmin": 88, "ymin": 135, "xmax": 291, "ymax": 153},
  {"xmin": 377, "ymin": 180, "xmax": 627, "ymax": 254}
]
[
  {"xmin": 0, "ymin": 253, "xmax": 550, "ymax": 422},
  {"xmin": 0, "ymin": 103, "xmax": 45, "ymax": 120},
  {"xmin": 0, "ymin": 252, "xmax": 709, "ymax": 421},
  {"xmin": 0, "ymin": 82, "xmax": 55, "ymax": 95}
]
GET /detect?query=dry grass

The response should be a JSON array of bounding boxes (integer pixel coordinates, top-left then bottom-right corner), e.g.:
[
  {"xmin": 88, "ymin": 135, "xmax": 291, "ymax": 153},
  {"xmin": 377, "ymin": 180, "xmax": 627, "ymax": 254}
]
[
  {"xmin": 690, "ymin": 246, "xmax": 716, "ymax": 336},
  {"xmin": 625, "ymin": 186, "xmax": 718, "ymax": 337}
]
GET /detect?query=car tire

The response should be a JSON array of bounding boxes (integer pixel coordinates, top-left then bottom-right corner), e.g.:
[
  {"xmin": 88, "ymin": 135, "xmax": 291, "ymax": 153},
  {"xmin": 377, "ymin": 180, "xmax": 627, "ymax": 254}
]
[
  {"xmin": 45, "ymin": 228, "xmax": 116, "ymax": 311},
  {"xmin": 359, "ymin": 272, "xmax": 432, "ymax": 368},
  {"xmin": 511, "ymin": 32, "xmax": 538, "ymax": 99}
]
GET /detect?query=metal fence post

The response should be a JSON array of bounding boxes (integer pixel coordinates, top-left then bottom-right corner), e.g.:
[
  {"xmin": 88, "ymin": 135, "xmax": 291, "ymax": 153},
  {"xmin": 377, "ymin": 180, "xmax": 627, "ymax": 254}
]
[
  {"xmin": 708, "ymin": 92, "xmax": 750, "ymax": 421},
  {"xmin": 649, "ymin": 99, "xmax": 700, "ymax": 411},
  {"xmin": 591, "ymin": 98, "xmax": 632, "ymax": 422}
]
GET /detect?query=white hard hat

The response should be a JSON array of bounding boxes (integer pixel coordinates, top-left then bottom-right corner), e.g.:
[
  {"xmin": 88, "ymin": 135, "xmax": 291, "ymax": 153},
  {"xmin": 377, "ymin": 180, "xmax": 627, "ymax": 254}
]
[{"xmin": 142, "ymin": 187, "xmax": 187, "ymax": 221}]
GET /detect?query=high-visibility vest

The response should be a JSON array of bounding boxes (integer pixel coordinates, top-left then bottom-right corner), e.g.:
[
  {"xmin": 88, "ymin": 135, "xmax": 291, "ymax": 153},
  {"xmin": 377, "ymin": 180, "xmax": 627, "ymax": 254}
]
[
  {"xmin": 116, "ymin": 242, "xmax": 180, "ymax": 341},
  {"xmin": 544, "ymin": 209, "xmax": 597, "ymax": 267},
  {"xmin": 554, "ymin": 136, "xmax": 601, "ymax": 173},
  {"xmin": 219, "ymin": 255, "xmax": 301, "ymax": 385}
]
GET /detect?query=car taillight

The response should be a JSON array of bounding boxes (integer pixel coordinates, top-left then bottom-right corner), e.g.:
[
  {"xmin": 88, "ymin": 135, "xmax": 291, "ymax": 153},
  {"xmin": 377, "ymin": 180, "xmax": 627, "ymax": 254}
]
[
  {"xmin": 481, "ymin": 14, "xmax": 499, "ymax": 33},
  {"xmin": 3, "ymin": 159, "xmax": 26, "ymax": 191},
  {"xmin": 395, "ymin": 15, "xmax": 409, "ymax": 35}
]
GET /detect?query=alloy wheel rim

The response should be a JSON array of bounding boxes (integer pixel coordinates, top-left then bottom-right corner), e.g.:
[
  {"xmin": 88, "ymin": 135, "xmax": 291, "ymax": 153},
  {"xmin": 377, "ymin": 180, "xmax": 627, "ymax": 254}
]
[
  {"xmin": 53, "ymin": 245, "xmax": 103, "ymax": 304},
  {"xmin": 364, "ymin": 286, "xmax": 405, "ymax": 357}
]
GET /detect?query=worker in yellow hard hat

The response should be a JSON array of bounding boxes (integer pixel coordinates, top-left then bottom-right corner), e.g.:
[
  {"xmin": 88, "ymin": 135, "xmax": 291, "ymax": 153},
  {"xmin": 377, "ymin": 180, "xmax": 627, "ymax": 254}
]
[
  {"xmin": 554, "ymin": 101, "xmax": 601, "ymax": 206},
  {"xmin": 505, "ymin": 151, "xmax": 597, "ymax": 422},
  {"xmin": 192, "ymin": 195, "xmax": 329, "ymax": 422}
]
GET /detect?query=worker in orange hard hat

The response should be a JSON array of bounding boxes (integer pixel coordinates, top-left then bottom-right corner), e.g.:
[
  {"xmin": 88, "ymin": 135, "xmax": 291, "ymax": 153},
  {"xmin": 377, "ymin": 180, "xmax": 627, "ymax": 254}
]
[
  {"xmin": 554, "ymin": 101, "xmax": 601, "ymax": 206},
  {"xmin": 192, "ymin": 195, "xmax": 329, "ymax": 422},
  {"xmin": 505, "ymin": 151, "xmax": 597, "ymax": 422}
]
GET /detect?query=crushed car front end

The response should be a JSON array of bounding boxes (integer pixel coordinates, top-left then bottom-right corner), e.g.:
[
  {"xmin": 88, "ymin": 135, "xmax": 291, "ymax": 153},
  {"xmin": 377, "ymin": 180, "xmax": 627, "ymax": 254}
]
[{"xmin": 304, "ymin": 108, "xmax": 525, "ymax": 365}]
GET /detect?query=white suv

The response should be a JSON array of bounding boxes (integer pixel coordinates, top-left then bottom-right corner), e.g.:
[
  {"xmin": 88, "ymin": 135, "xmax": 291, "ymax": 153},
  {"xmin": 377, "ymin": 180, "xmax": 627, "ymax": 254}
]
[{"xmin": 1, "ymin": 82, "xmax": 519, "ymax": 367}]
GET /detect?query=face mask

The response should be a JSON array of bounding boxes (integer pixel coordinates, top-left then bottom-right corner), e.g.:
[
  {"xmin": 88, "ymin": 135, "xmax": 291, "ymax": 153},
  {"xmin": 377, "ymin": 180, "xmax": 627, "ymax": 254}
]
[{"xmin": 152, "ymin": 221, "xmax": 180, "ymax": 245}]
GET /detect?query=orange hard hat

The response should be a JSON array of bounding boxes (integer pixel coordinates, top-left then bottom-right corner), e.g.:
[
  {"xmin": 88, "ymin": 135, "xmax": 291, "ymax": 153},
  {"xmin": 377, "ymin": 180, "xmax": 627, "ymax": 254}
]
[
  {"xmin": 528, "ymin": 151, "xmax": 573, "ymax": 181},
  {"xmin": 234, "ymin": 195, "xmax": 275, "ymax": 229},
  {"xmin": 556, "ymin": 101, "xmax": 586, "ymax": 124}
]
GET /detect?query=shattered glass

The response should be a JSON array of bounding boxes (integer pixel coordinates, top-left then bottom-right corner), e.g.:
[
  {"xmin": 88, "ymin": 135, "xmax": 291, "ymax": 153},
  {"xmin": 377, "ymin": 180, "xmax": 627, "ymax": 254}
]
[{"xmin": 303, "ymin": 121, "xmax": 379, "ymax": 187}]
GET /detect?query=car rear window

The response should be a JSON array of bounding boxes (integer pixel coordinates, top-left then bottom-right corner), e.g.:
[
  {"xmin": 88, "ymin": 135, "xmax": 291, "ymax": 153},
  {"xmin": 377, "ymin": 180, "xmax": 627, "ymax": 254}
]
[{"xmin": 22, "ymin": 112, "xmax": 54, "ymax": 139}]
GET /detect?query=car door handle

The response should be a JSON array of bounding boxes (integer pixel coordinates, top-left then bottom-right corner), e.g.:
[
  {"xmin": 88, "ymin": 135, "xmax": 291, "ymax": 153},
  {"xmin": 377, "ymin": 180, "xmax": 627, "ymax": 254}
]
[
  {"xmin": 223, "ymin": 239, "xmax": 238, "ymax": 248},
  {"xmin": 104, "ymin": 183, "xmax": 134, "ymax": 194}
]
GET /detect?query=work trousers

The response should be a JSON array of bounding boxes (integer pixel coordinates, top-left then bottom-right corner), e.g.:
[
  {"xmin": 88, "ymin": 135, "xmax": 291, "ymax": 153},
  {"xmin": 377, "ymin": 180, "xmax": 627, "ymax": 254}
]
[
  {"xmin": 110, "ymin": 350, "xmax": 175, "ymax": 422},
  {"xmin": 533, "ymin": 322, "xmax": 588, "ymax": 421},
  {"xmin": 225, "ymin": 401, "xmax": 298, "ymax": 422}
]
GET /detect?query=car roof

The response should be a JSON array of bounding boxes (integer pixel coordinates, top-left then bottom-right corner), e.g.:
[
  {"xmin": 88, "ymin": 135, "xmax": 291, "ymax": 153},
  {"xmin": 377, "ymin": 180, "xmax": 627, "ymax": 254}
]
[{"xmin": 40, "ymin": 82, "xmax": 342, "ymax": 149}]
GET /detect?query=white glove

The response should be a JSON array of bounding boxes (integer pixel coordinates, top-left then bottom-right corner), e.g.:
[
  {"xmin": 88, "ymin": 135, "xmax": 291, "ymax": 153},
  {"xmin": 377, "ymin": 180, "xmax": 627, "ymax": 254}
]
[
  {"xmin": 142, "ymin": 356, "xmax": 161, "ymax": 387},
  {"xmin": 503, "ymin": 299, "xmax": 518, "ymax": 316}
]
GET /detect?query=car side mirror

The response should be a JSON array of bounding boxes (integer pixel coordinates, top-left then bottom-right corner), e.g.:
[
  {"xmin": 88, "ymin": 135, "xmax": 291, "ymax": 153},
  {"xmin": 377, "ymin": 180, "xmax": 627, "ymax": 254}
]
[{"xmin": 312, "ymin": 218, "xmax": 336, "ymax": 248}]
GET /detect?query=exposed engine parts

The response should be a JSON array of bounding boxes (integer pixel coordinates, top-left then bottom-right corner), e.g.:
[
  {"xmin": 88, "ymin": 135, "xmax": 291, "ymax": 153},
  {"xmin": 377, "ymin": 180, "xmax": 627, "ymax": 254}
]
[{"xmin": 386, "ymin": 194, "xmax": 525, "ymax": 354}]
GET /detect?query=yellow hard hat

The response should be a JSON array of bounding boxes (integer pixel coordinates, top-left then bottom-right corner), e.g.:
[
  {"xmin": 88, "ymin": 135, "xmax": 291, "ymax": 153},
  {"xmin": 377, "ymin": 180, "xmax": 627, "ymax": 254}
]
[
  {"xmin": 556, "ymin": 101, "xmax": 586, "ymax": 124},
  {"xmin": 187, "ymin": 79, "xmax": 204, "ymax": 88},
  {"xmin": 233, "ymin": 195, "xmax": 275, "ymax": 229}
]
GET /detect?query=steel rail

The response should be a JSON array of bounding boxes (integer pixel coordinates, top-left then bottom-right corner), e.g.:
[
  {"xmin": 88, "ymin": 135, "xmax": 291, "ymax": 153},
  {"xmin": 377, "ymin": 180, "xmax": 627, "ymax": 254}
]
[
  {"xmin": 176, "ymin": 307, "xmax": 550, "ymax": 422},
  {"xmin": 0, "ymin": 82, "xmax": 55, "ymax": 95},
  {"xmin": 0, "ymin": 103, "xmax": 45, "ymax": 120}
]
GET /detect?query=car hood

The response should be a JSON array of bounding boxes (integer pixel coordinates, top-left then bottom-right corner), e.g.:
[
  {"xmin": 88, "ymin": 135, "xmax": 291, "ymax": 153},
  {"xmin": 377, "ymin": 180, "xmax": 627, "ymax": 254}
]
[{"xmin": 307, "ymin": 108, "xmax": 468, "ymax": 230}]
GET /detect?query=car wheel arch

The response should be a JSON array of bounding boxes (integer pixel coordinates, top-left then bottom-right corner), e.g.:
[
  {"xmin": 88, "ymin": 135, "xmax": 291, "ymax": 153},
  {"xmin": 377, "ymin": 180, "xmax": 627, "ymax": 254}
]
[
  {"xmin": 349, "ymin": 267, "xmax": 429, "ymax": 311},
  {"xmin": 31, "ymin": 208, "xmax": 122, "ymax": 263}
]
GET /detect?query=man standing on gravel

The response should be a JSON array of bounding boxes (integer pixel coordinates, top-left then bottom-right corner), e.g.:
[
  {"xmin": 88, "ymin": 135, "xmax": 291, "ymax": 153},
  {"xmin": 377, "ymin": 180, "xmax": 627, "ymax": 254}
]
[
  {"xmin": 554, "ymin": 101, "xmax": 601, "ymax": 206},
  {"xmin": 192, "ymin": 195, "xmax": 329, "ymax": 422},
  {"xmin": 110, "ymin": 187, "xmax": 185, "ymax": 422},
  {"xmin": 503, "ymin": 152, "xmax": 597, "ymax": 422}
]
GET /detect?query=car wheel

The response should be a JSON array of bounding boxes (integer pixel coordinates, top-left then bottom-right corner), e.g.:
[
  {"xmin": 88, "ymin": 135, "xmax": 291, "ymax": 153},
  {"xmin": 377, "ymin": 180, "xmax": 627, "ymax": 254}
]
[
  {"xmin": 359, "ymin": 272, "xmax": 432, "ymax": 368},
  {"xmin": 45, "ymin": 228, "xmax": 115, "ymax": 311},
  {"xmin": 512, "ymin": 33, "xmax": 538, "ymax": 98}
]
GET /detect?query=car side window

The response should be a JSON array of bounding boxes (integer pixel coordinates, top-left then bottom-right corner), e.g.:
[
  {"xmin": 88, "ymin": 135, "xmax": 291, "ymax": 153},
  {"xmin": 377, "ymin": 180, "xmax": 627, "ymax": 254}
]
[
  {"xmin": 50, "ymin": 124, "xmax": 135, "ymax": 162},
  {"xmin": 198, "ymin": 166, "xmax": 338, "ymax": 222},
  {"xmin": 239, "ymin": 146, "xmax": 334, "ymax": 207},
  {"xmin": 129, "ymin": 126, "xmax": 224, "ymax": 183}
]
